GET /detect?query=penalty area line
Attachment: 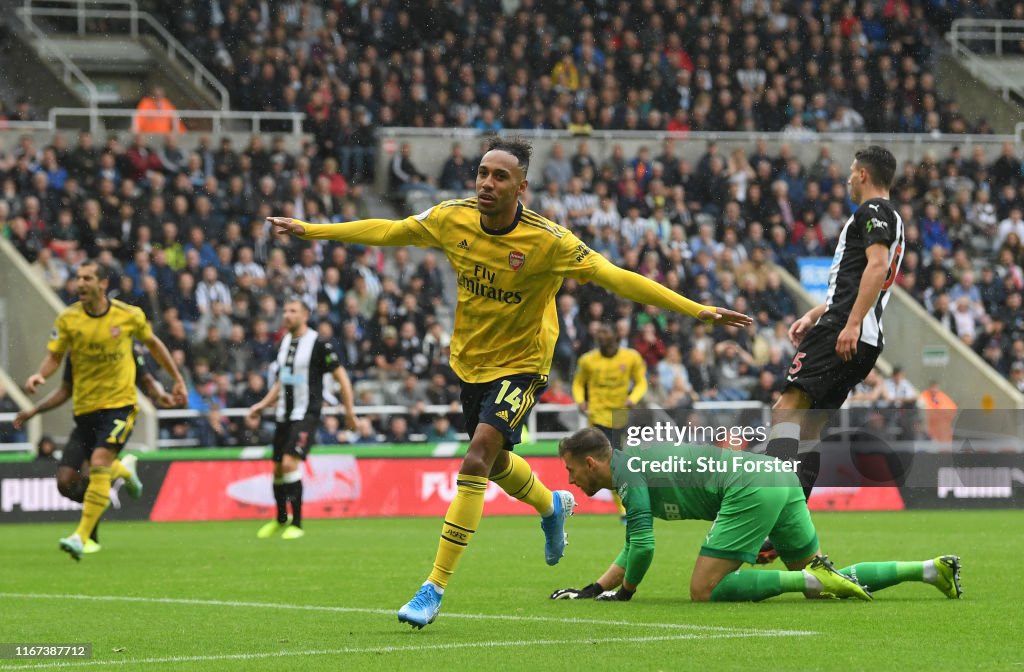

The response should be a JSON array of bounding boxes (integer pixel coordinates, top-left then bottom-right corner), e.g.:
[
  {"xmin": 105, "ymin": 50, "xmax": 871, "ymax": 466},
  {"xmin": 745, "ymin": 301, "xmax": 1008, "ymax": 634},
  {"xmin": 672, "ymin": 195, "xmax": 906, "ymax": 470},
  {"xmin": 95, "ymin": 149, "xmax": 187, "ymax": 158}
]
[
  {"xmin": 0, "ymin": 632, "xmax": 818, "ymax": 671},
  {"xmin": 0, "ymin": 592, "xmax": 818, "ymax": 637}
]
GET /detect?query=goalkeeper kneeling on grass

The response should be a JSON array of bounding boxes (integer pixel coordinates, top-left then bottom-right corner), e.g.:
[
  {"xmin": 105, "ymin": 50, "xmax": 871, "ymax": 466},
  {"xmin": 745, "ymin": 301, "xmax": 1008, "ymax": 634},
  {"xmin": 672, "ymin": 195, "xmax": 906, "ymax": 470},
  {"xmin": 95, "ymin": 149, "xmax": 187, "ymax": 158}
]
[{"xmin": 551, "ymin": 427, "xmax": 962, "ymax": 603}]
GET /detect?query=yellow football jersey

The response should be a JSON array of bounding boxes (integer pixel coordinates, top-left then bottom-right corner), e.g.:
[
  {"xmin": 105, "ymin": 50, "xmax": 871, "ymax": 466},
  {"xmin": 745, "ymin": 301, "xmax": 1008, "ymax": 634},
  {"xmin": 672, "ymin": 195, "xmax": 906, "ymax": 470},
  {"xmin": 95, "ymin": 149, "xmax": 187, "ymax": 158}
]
[
  {"xmin": 47, "ymin": 299, "xmax": 153, "ymax": 416},
  {"xmin": 572, "ymin": 347, "xmax": 648, "ymax": 428},
  {"xmin": 306, "ymin": 198, "xmax": 607, "ymax": 382}
]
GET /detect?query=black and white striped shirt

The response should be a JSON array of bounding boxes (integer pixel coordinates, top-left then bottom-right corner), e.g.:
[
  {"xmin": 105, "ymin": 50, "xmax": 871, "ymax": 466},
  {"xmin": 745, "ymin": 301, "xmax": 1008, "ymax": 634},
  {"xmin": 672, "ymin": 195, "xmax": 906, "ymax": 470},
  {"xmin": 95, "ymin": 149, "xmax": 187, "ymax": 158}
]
[
  {"xmin": 818, "ymin": 197, "xmax": 905, "ymax": 349},
  {"xmin": 270, "ymin": 329, "xmax": 341, "ymax": 422}
]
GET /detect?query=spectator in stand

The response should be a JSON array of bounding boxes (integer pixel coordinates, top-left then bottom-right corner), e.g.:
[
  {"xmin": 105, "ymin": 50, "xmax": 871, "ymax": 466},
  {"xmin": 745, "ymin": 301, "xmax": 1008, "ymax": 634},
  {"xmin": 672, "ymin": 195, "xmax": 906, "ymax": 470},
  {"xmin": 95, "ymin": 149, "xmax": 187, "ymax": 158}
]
[
  {"xmin": 439, "ymin": 143, "xmax": 476, "ymax": 192},
  {"xmin": 1012, "ymin": 362, "xmax": 1024, "ymax": 393},
  {"xmin": 884, "ymin": 367, "xmax": 919, "ymax": 409},
  {"xmin": 133, "ymin": 86, "xmax": 185, "ymax": 134},
  {"xmin": 849, "ymin": 370, "xmax": 893, "ymax": 408},
  {"xmin": 388, "ymin": 142, "xmax": 434, "ymax": 205}
]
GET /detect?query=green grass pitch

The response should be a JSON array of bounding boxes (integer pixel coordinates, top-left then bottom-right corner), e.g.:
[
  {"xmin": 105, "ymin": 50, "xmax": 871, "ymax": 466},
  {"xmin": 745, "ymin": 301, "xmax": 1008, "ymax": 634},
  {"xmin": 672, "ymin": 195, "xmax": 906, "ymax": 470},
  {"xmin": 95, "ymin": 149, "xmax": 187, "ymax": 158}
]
[{"xmin": 0, "ymin": 511, "xmax": 1021, "ymax": 671}]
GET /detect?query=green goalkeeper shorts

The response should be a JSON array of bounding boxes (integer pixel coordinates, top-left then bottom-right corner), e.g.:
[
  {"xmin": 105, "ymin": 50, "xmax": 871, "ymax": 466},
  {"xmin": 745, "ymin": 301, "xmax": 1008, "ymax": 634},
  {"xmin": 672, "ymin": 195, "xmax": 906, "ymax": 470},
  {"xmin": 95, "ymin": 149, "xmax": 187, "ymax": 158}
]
[{"xmin": 699, "ymin": 485, "xmax": 819, "ymax": 564}]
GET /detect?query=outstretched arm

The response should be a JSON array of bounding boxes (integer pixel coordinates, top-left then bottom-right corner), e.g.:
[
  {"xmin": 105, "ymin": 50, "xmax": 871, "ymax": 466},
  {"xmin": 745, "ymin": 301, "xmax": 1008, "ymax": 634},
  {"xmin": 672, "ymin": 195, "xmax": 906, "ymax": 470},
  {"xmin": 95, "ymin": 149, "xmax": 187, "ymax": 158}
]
[
  {"xmin": 267, "ymin": 217, "xmax": 426, "ymax": 247},
  {"xmin": 591, "ymin": 263, "xmax": 752, "ymax": 327}
]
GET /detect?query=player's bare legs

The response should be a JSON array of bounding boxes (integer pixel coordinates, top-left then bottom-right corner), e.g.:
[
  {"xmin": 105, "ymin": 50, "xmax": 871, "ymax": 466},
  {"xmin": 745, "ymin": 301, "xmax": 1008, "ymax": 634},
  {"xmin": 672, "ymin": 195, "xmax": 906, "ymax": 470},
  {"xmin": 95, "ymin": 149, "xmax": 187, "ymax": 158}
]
[
  {"xmin": 56, "ymin": 465, "xmax": 87, "ymax": 502},
  {"xmin": 463, "ymin": 422, "xmax": 505, "ymax": 477},
  {"xmin": 398, "ymin": 424, "xmax": 503, "ymax": 628},
  {"xmin": 400, "ymin": 423, "xmax": 571, "ymax": 628}
]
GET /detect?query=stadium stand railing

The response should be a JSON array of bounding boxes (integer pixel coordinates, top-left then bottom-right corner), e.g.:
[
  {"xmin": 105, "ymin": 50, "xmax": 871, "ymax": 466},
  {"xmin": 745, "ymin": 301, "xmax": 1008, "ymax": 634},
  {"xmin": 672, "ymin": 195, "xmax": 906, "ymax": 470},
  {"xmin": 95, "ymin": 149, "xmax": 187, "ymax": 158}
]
[
  {"xmin": 46, "ymin": 107, "xmax": 303, "ymax": 137},
  {"xmin": 947, "ymin": 19, "xmax": 1024, "ymax": 103},
  {"xmin": 0, "ymin": 108, "xmax": 305, "ymax": 136},
  {"xmin": 0, "ymin": 366, "xmax": 40, "ymax": 451},
  {"xmin": 151, "ymin": 400, "xmax": 771, "ymax": 449},
  {"xmin": 376, "ymin": 128, "xmax": 1020, "ymax": 197},
  {"xmin": 15, "ymin": 0, "xmax": 230, "ymax": 110},
  {"xmin": 9, "ymin": 2, "xmax": 99, "ymax": 108}
]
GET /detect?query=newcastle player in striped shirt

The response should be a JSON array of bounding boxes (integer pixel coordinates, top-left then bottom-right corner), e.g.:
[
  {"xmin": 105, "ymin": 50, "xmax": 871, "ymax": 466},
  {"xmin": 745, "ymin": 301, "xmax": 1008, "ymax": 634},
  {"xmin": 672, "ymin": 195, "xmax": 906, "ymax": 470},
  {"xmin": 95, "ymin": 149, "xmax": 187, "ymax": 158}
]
[
  {"xmin": 763, "ymin": 146, "xmax": 905, "ymax": 560},
  {"xmin": 247, "ymin": 298, "xmax": 358, "ymax": 540}
]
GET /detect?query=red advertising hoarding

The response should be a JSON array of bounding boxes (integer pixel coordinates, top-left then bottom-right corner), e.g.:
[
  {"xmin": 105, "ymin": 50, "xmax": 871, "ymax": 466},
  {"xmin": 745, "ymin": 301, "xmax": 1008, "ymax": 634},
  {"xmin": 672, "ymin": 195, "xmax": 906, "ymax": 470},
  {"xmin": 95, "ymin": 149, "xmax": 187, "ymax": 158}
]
[{"xmin": 150, "ymin": 456, "xmax": 622, "ymax": 522}]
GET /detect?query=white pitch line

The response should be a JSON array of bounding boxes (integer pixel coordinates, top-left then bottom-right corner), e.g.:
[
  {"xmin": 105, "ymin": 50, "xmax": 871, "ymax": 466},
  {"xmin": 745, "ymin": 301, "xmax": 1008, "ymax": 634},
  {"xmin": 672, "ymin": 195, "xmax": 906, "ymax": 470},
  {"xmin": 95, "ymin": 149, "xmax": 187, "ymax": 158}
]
[
  {"xmin": 0, "ymin": 593, "xmax": 818, "ymax": 636},
  {"xmin": 0, "ymin": 632, "xmax": 817, "ymax": 671}
]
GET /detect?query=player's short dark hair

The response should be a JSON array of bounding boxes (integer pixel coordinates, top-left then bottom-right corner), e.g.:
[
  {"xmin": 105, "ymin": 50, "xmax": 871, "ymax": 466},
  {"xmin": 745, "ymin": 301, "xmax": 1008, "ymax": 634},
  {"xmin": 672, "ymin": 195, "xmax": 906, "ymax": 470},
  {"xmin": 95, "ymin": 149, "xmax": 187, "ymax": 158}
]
[
  {"xmin": 854, "ymin": 146, "xmax": 897, "ymax": 189},
  {"xmin": 283, "ymin": 296, "xmax": 310, "ymax": 312},
  {"xmin": 486, "ymin": 136, "xmax": 532, "ymax": 176},
  {"xmin": 80, "ymin": 258, "xmax": 110, "ymax": 282},
  {"xmin": 558, "ymin": 427, "xmax": 613, "ymax": 461}
]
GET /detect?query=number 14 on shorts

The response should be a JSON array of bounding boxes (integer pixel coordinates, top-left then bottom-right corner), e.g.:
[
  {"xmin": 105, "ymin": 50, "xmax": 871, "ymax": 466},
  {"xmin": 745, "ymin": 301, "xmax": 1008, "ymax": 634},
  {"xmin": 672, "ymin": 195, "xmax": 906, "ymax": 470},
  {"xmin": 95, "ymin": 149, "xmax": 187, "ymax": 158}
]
[{"xmin": 495, "ymin": 380, "xmax": 523, "ymax": 412}]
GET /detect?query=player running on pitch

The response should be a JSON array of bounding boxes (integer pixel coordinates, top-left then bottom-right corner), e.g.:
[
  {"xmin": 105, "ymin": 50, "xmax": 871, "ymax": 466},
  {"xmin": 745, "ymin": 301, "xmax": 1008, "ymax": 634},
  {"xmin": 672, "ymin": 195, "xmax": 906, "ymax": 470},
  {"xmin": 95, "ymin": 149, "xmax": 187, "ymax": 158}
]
[
  {"xmin": 26, "ymin": 260, "xmax": 187, "ymax": 560},
  {"xmin": 268, "ymin": 136, "xmax": 752, "ymax": 628},
  {"xmin": 551, "ymin": 428, "xmax": 961, "ymax": 603},
  {"xmin": 15, "ymin": 345, "xmax": 178, "ymax": 553}
]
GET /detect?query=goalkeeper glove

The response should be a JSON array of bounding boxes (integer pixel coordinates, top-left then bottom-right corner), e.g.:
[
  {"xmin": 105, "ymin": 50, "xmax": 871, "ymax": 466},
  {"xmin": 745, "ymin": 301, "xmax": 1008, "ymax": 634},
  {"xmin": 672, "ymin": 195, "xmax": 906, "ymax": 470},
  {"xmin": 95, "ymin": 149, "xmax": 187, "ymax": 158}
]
[
  {"xmin": 595, "ymin": 586, "xmax": 635, "ymax": 602},
  {"xmin": 549, "ymin": 583, "xmax": 605, "ymax": 600}
]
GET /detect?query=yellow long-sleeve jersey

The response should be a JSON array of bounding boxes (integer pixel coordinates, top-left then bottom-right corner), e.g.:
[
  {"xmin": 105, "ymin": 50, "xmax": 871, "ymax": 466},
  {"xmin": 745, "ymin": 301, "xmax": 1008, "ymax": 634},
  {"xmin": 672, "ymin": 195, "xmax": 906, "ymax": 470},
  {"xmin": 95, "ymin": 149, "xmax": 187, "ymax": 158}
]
[
  {"xmin": 297, "ymin": 198, "xmax": 712, "ymax": 383},
  {"xmin": 572, "ymin": 347, "xmax": 648, "ymax": 428}
]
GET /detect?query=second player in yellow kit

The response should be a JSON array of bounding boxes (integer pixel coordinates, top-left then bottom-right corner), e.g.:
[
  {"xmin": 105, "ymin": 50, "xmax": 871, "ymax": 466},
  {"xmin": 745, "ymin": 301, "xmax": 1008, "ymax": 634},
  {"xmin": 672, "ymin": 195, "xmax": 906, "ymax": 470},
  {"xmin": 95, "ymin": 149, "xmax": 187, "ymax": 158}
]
[
  {"xmin": 573, "ymin": 323, "xmax": 647, "ymax": 514},
  {"xmin": 573, "ymin": 324, "xmax": 647, "ymax": 444},
  {"xmin": 26, "ymin": 260, "xmax": 186, "ymax": 561},
  {"xmin": 268, "ymin": 136, "xmax": 752, "ymax": 629}
]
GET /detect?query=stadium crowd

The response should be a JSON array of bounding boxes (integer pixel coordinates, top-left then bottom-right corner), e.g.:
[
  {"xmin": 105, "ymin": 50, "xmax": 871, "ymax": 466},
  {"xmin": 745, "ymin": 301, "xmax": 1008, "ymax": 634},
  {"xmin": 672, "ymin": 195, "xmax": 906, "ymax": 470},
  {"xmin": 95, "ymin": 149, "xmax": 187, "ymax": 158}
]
[
  {"xmin": 139, "ymin": 0, "xmax": 1013, "ymax": 165},
  {"xmin": 2, "ymin": 0, "xmax": 1024, "ymax": 446},
  {"xmin": 3, "ymin": 124, "xmax": 1022, "ymax": 447}
]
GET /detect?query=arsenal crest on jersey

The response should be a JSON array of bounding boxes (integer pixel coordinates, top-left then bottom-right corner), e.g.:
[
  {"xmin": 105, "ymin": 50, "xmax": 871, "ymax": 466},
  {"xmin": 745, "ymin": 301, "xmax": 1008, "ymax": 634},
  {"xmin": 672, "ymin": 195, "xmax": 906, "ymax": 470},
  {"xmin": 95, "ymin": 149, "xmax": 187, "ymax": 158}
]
[
  {"xmin": 508, "ymin": 250, "xmax": 526, "ymax": 270},
  {"xmin": 110, "ymin": 326, "xmax": 121, "ymax": 338}
]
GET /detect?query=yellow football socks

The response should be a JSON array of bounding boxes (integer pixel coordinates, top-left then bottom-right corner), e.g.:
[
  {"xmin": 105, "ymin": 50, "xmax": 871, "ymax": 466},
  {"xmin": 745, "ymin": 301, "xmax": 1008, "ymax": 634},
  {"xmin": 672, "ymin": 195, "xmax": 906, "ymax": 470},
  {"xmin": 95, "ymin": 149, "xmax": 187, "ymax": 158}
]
[
  {"xmin": 109, "ymin": 459, "xmax": 130, "ymax": 482},
  {"xmin": 427, "ymin": 474, "xmax": 488, "ymax": 589},
  {"xmin": 491, "ymin": 453, "xmax": 554, "ymax": 515},
  {"xmin": 75, "ymin": 466, "xmax": 111, "ymax": 540}
]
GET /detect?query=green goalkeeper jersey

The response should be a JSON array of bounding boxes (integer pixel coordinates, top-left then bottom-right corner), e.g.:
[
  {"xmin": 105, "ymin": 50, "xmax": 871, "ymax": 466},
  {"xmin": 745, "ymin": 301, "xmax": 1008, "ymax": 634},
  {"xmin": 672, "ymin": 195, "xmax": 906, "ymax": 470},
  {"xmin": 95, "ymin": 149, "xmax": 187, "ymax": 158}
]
[{"xmin": 610, "ymin": 443, "xmax": 800, "ymax": 586}]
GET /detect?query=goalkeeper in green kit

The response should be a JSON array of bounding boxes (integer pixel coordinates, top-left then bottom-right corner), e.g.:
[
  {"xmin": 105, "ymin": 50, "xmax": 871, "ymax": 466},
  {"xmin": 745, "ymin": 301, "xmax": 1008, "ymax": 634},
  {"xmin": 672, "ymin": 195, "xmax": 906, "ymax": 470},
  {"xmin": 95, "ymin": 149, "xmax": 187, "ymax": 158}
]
[{"xmin": 550, "ymin": 428, "xmax": 962, "ymax": 603}]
